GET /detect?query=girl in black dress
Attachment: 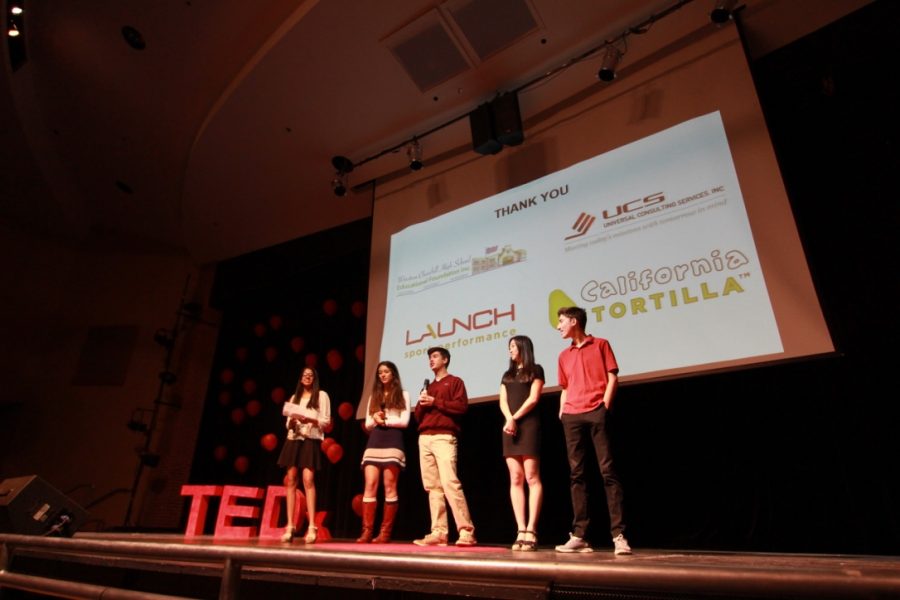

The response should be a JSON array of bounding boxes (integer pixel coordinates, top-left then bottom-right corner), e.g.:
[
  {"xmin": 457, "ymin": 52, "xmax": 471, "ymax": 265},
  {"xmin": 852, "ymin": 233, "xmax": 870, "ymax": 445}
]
[
  {"xmin": 357, "ymin": 361, "xmax": 410, "ymax": 543},
  {"xmin": 499, "ymin": 335, "xmax": 545, "ymax": 551}
]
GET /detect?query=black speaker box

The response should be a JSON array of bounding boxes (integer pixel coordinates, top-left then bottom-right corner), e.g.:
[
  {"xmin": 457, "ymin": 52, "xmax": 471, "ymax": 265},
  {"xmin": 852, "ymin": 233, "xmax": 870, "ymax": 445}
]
[
  {"xmin": 469, "ymin": 102, "xmax": 503, "ymax": 155},
  {"xmin": 491, "ymin": 92, "xmax": 524, "ymax": 147},
  {"xmin": 0, "ymin": 475, "xmax": 88, "ymax": 536}
]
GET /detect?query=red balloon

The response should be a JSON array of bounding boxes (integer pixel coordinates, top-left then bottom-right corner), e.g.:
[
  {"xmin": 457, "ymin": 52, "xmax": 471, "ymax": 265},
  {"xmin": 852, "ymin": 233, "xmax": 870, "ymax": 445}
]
[
  {"xmin": 269, "ymin": 315, "xmax": 283, "ymax": 330},
  {"xmin": 355, "ymin": 344, "xmax": 365, "ymax": 363},
  {"xmin": 253, "ymin": 323, "xmax": 267, "ymax": 337},
  {"xmin": 304, "ymin": 353, "xmax": 318, "ymax": 368},
  {"xmin": 243, "ymin": 379, "xmax": 257, "ymax": 395},
  {"xmin": 218, "ymin": 390, "xmax": 231, "ymax": 406},
  {"xmin": 245, "ymin": 399, "xmax": 261, "ymax": 417},
  {"xmin": 271, "ymin": 387, "xmax": 286, "ymax": 403},
  {"xmin": 235, "ymin": 347, "xmax": 249, "ymax": 362},
  {"xmin": 320, "ymin": 437, "xmax": 335, "ymax": 452},
  {"xmin": 322, "ymin": 299, "xmax": 338, "ymax": 316},
  {"xmin": 337, "ymin": 401, "xmax": 354, "ymax": 421},
  {"xmin": 264, "ymin": 346, "xmax": 278, "ymax": 363},
  {"xmin": 213, "ymin": 445, "xmax": 227, "ymax": 462},
  {"xmin": 234, "ymin": 455, "xmax": 250, "ymax": 474},
  {"xmin": 290, "ymin": 336, "xmax": 305, "ymax": 353},
  {"xmin": 231, "ymin": 407, "xmax": 246, "ymax": 425},
  {"xmin": 351, "ymin": 493, "xmax": 364, "ymax": 517},
  {"xmin": 326, "ymin": 443, "xmax": 344, "ymax": 464},
  {"xmin": 220, "ymin": 368, "xmax": 234, "ymax": 384},
  {"xmin": 351, "ymin": 300, "xmax": 366, "ymax": 318},
  {"xmin": 260, "ymin": 433, "xmax": 278, "ymax": 452},
  {"xmin": 326, "ymin": 349, "xmax": 343, "ymax": 372}
]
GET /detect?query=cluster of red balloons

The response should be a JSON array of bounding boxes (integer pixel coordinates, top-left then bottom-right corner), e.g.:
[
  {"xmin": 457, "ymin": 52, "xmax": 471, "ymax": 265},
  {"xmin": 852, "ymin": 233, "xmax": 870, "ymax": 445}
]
[{"xmin": 320, "ymin": 438, "xmax": 344, "ymax": 464}]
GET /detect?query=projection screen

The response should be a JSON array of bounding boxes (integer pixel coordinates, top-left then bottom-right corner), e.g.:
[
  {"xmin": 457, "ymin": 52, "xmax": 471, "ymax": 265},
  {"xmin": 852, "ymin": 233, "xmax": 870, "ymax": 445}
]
[{"xmin": 362, "ymin": 21, "xmax": 834, "ymax": 406}]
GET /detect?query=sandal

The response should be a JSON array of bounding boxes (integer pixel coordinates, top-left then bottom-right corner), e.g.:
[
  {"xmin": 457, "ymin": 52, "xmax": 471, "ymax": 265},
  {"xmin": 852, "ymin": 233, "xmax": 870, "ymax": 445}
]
[
  {"xmin": 520, "ymin": 530, "xmax": 537, "ymax": 551},
  {"xmin": 304, "ymin": 525, "xmax": 318, "ymax": 544},
  {"xmin": 511, "ymin": 530, "xmax": 527, "ymax": 551},
  {"xmin": 280, "ymin": 526, "xmax": 295, "ymax": 543}
]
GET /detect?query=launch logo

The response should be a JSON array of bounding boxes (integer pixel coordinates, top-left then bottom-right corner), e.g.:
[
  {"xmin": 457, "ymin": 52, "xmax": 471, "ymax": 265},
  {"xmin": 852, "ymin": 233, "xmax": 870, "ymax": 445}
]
[
  {"xmin": 564, "ymin": 212, "xmax": 596, "ymax": 240},
  {"xmin": 405, "ymin": 305, "xmax": 516, "ymax": 345}
]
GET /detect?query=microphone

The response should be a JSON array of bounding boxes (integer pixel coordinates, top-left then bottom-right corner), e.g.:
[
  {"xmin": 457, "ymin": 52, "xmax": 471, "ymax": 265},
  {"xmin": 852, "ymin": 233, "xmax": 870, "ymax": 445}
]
[{"xmin": 422, "ymin": 378, "xmax": 430, "ymax": 392}]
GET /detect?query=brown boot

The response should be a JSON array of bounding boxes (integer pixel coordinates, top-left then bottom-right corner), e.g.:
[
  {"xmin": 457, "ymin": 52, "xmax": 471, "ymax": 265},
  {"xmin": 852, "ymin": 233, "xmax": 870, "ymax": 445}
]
[
  {"xmin": 356, "ymin": 500, "xmax": 376, "ymax": 543},
  {"xmin": 372, "ymin": 500, "xmax": 398, "ymax": 543}
]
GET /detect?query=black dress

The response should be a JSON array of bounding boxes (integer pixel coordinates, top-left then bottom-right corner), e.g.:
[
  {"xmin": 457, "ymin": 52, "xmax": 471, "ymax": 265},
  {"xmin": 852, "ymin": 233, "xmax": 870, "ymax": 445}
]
[{"xmin": 501, "ymin": 364, "xmax": 544, "ymax": 457}]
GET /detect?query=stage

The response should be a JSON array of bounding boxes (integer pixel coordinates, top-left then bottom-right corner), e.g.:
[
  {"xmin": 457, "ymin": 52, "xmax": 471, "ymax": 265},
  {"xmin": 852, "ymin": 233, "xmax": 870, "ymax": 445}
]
[{"xmin": 1, "ymin": 532, "xmax": 899, "ymax": 599}]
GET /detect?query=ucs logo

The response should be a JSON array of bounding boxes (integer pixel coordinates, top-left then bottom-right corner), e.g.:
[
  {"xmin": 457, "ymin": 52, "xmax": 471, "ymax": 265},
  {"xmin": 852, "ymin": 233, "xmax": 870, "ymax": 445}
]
[{"xmin": 564, "ymin": 212, "xmax": 596, "ymax": 240}]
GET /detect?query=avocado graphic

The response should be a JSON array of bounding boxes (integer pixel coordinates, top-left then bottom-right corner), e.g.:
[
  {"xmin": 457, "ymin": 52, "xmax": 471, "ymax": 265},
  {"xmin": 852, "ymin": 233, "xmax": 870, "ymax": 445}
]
[{"xmin": 548, "ymin": 289, "xmax": 577, "ymax": 327}]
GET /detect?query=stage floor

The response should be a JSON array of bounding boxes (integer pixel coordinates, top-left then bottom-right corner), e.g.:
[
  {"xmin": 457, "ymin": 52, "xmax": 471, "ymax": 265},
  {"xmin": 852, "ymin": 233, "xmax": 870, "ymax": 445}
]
[{"xmin": 2, "ymin": 532, "xmax": 899, "ymax": 599}]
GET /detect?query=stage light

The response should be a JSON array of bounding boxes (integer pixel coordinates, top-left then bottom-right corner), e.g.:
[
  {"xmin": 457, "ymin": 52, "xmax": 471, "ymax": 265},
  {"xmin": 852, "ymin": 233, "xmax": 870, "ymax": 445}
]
[
  {"xmin": 710, "ymin": 0, "xmax": 739, "ymax": 24},
  {"xmin": 597, "ymin": 45, "xmax": 622, "ymax": 82},
  {"xmin": 139, "ymin": 451, "xmax": 161, "ymax": 467},
  {"xmin": 331, "ymin": 155, "xmax": 353, "ymax": 197},
  {"xmin": 127, "ymin": 409, "xmax": 150, "ymax": 433},
  {"xmin": 7, "ymin": 21, "xmax": 19, "ymax": 37},
  {"xmin": 407, "ymin": 139, "xmax": 423, "ymax": 171},
  {"xmin": 331, "ymin": 172, "xmax": 347, "ymax": 197},
  {"xmin": 158, "ymin": 370, "xmax": 177, "ymax": 385},
  {"xmin": 10, "ymin": 6, "xmax": 23, "ymax": 16},
  {"xmin": 153, "ymin": 328, "xmax": 175, "ymax": 349}
]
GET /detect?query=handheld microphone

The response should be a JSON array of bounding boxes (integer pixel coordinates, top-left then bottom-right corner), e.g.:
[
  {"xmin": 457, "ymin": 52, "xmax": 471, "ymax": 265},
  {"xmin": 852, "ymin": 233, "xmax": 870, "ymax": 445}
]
[{"xmin": 422, "ymin": 378, "xmax": 430, "ymax": 392}]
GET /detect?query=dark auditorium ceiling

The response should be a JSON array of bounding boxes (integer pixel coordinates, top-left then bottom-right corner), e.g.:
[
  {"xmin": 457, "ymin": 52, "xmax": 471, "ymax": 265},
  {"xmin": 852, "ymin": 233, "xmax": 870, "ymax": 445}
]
[{"xmin": 0, "ymin": 0, "xmax": 869, "ymax": 263}]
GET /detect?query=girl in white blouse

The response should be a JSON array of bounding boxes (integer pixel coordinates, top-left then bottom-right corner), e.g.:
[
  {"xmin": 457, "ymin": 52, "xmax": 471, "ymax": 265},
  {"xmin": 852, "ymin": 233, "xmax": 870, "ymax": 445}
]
[{"xmin": 277, "ymin": 367, "xmax": 331, "ymax": 543}]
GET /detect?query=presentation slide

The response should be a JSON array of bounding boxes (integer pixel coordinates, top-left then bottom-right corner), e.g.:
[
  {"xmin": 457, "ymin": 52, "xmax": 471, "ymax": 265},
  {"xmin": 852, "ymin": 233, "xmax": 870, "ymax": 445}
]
[{"xmin": 379, "ymin": 112, "xmax": 785, "ymax": 402}]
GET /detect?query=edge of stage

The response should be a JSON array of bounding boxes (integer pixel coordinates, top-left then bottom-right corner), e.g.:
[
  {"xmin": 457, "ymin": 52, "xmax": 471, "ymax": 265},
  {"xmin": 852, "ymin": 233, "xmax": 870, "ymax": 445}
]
[{"xmin": 2, "ymin": 532, "xmax": 899, "ymax": 599}]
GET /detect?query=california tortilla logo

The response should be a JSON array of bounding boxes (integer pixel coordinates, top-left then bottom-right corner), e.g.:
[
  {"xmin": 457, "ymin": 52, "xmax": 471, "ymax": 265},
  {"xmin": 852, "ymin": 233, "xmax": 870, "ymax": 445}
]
[{"xmin": 547, "ymin": 289, "xmax": 578, "ymax": 328}]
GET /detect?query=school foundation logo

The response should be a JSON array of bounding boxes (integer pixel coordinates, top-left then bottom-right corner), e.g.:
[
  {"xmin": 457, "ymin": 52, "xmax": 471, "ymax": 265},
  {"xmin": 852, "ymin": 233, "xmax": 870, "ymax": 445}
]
[{"xmin": 564, "ymin": 212, "xmax": 596, "ymax": 240}]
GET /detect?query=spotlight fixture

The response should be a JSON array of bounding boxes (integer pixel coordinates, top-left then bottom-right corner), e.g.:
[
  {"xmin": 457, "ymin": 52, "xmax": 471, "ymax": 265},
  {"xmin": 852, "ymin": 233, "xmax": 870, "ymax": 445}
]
[
  {"xmin": 153, "ymin": 328, "xmax": 175, "ymax": 349},
  {"xmin": 139, "ymin": 451, "xmax": 161, "ymax": 468},
  {"xmin": 710, "ymin": 0, "xmax": 739, "ymax": 24},
  {"xmin": 597, "ymin": 45, "xmax": 622, "ymax": 82},
  {"xmin": 407, "ymin": 139, "xmax": 423, "ymax": 171},
  {"xmin": 331, "ymin": 172, "xmax": 348, "ymax": 197},
  {"xmin": 330, "ymin": 155, "xmax": 354, "ymax": 197}
]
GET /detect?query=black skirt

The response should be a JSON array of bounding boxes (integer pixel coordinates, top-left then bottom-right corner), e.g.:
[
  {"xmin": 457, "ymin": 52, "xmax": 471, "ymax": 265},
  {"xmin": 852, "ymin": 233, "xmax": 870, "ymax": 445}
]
[{"xmin": 277, "ymin": 438, "xmax": 323, "ymax": 471}]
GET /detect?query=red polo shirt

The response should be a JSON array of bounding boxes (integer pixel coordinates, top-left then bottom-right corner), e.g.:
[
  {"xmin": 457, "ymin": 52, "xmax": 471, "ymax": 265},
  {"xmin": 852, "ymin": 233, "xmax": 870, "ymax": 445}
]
[{"xmin": 557, "ymin": 335, "xmax": 619, "ymax": 414}]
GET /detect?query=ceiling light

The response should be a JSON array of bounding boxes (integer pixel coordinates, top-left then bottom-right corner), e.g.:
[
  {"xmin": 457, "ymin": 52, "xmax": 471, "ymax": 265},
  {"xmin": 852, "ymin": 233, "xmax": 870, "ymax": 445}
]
[
  {"xmin": 407, "ymin": 139, "xmax": 423, "ymax": 171},
  {"xmin": 10, "ymin": 7, "xmax": 23, "ymax": 16},
  {"xmin": 597, "ymin": 45, "xmax": 622, "ymax": 82},
  {"xmin": 7, "ymin": 21, "xmax": 19, "ymax": 37},
  {"xmin": 710, "ymin": 0, "xmax": 739, "ymax": 24}
]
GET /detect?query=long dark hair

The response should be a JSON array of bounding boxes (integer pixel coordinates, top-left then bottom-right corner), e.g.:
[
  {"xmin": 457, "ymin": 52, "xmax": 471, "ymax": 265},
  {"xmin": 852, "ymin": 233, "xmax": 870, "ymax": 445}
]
[
  {"xmin": 369, "ymin": 361, "xmax": 405, "ymax": 415},
  {"xmin": 502, "ymin": 335, "xmax": 538, "ymax": 383},
  {"xmin": 293, "ymin": 367, "xmax": 321, "ymax": 410}
]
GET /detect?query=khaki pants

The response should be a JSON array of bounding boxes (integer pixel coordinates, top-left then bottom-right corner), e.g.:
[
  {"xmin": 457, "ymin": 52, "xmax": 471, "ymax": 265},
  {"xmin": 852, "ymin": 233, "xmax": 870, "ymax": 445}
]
[{"xmin": 418, "ymin": 433, "xmax": 474, "ymax": 534}]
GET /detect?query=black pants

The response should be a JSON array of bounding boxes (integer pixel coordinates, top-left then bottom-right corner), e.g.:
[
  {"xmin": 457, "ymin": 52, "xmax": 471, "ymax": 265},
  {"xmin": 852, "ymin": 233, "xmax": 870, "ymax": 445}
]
[{"xmin": 561, "ymin": 405, "xmax": 625, "ymax": 539}]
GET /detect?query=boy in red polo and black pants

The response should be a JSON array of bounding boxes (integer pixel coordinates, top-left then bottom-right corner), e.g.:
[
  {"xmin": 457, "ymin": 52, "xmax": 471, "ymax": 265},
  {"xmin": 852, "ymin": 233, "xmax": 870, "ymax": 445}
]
[{"xmin": 555, "ymin": 306, "xmax": 632, "ymax": 555}]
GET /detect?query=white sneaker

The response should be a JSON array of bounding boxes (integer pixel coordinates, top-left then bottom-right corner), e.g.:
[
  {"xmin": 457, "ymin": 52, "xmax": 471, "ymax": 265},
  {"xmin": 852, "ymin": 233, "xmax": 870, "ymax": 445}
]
[
  {"xmin": 555, "ymin": 533, "xmax": 593, "ymax": 553},
  {"xmin": 455, "ymin": 528, "xmax": 477, "ymax": 546},
  {"xmin": 613, "ymin": 533, "xmax": 632, "ymax": 555},
  {"xmin": 413, "ymin": 531, "xmax": 448, "ymax": 546}
]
